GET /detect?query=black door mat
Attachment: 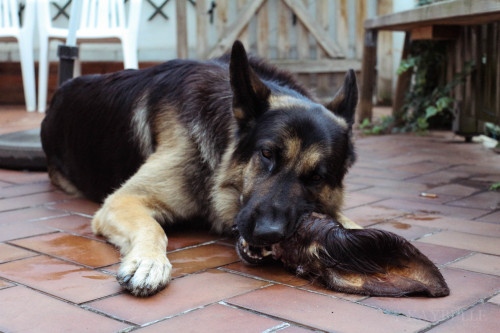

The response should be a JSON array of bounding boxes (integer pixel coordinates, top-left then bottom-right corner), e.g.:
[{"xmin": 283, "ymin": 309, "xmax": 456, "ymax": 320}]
[{"xmin": 0, "ymin": 129, "xmax": 46, "ymax": 171}]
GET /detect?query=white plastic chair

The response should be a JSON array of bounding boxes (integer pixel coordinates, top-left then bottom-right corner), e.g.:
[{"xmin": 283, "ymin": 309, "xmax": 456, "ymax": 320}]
[
  {"xmin": 0, "ymin": 0, "xmax": 36, "ymax": 111},
  {"xmin": 37, "ymin": 0, "xmax": 142, "ymax": 112}
]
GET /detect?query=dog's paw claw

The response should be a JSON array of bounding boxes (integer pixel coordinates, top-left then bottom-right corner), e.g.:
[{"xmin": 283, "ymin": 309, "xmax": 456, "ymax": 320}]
[
  {"xmin": 117, "ymin": 255, "xmax": 172, "ymax": 297},
  {"xmin": 118, "ymin": 274, "xmax": 132, "ymax": 285}
]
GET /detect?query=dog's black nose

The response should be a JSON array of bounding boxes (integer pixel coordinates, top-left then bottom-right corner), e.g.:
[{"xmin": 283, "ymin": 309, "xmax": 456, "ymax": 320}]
[{"xmin": 253, "ymin": 221, "xmax": 286, "ymax": 244}]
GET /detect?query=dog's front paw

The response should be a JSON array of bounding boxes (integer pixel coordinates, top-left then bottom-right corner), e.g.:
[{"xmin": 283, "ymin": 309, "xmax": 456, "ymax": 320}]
[{"xmin": 117, "ymin": 253, "xmax": 172, "ymax": 297}]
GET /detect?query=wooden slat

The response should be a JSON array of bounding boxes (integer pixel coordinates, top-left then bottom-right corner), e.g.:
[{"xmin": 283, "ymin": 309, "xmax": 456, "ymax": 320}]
[
  {"xmin": 216, "ymin": 0, "xmax": 228, "ymax": 38},
  {"xmin": 176, "ymin": 0, "xmax": 188, "ymax": 58},
  {"xmin": 359, "ymin": 29, "xmax": 378, "ymax": 122},
  {"xmin": 316, "ymin": 0, "xmax": 329, "ymax": 60},
  {"xmin": 256, "ymin": 0, "xmax": 269, "ymax": 58},
  {"xmin": 463, "ymin": 27, "xmax": 472, "ymax": 119},
  {"xmin": 485, "ymin": 24, "xmax": 495, "ymax": 118},
  {"xmin": 196, "ymin": 0, "xmax": 208, "ymax": 59},
  {"xmin": 411, "ymin": 25, "xmax": 460, "ymax": 40},
  {"xmin": 237, "ymin": 0, "xmax": 250, "ymax": 48},
  {"xmin": 282, "ymin": 0, "xmax": 344, "ymax": 58},
  {"xmin": 317, "ymin": 0, "xmax": 330, "ymax": 93},
  {"xmin": 296, "ymin": 0, "xmax": 310, "ymax": 60},
  {"xmin": 205, "ymin": 0, "xmax": 265, "ymax": 58},
  {"xmin": 347, "ymin": 0, "xmax": 357, "ymax": 58},
  {"xmin": 337, "ymin": 0, "xmax": 349, "ymax": 59},
  {"xmin": 474, "ymin": 26, "xmax": 482, "ymax": 122},
  {"xmin": 392, "ymin": 32, "xmax": 411, "ymax": 122},
  {"xmin": 365, "ymin": 0, "xmax": 500, "ymax": 31},
  {"xmin": 497, "ymin": 23, "xmax": 500, "ymax": 120},
  {"xmin": 277, "ymin": 0, "xmax": 289, "ymax": 58},
  {"xmin": 271, "ymin": 59, "xmax": 361, "ymax": 73}
]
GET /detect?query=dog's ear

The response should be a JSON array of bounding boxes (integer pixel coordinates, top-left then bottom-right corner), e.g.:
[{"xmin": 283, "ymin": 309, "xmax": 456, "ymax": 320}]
[
  {"xmin": 229, "ymin": 41, "xmax": 270, "ymax": 131},
  {"xmin": 324, "ymin": 69, "xmax": 358, "ymax": 127}
]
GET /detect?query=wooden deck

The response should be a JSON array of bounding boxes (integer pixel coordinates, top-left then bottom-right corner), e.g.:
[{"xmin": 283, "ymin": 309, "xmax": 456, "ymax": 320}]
[
  {"xmin": 364, "ymin": 0, "xmax": 500, "ymax": 31},
  {"xmin": 360, "ymin": 0, "xmax": 500, "ymax": 136}
]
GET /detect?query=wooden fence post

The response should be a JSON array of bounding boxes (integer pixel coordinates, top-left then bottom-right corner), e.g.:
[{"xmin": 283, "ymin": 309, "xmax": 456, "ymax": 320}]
[
  {"xmin": 176, "ymin": 0, "xmax": 188, "ymax": 58},
  {"xmin": 392, "ymin": 32, "xmax": 412, "ymax": 123},
  {"xmin": 196, "ymin": 0, "xmax": 208, "ymax": 59},
  {"xmin": 359, "ymin": 29, "xmax": 378, "ymax": 122}
]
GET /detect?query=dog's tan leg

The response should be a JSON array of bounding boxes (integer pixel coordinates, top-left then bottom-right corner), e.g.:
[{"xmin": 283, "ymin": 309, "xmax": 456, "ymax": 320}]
[
  {"xmin": 93, "ymin": 196, "xmax": 171, "ymax": 295},
  {"xmin": 90, "ymin": 110, "xmax": 207, "ymax": 296},
  {"xmin": 92, "ymin": 192, "xmax": 171, "ymax": 297},
  {"xmin": 92, "ymin": 121, "xmax": 201, "ymax": 296},
  {"xmin": 338, "ymin": 213, "xmax": 363, "ymax": 229}
]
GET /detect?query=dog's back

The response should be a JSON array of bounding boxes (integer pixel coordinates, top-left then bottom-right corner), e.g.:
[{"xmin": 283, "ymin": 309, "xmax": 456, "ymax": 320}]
[{"xmin": 41, "ymin": 56, "xmax": 310, "ymax": 203}]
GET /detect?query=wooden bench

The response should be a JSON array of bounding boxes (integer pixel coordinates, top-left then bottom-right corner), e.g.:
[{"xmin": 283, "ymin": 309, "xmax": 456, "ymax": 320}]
[{"xmin": 359, "ymin": 0, "xmax": 500, "ymax": 138}]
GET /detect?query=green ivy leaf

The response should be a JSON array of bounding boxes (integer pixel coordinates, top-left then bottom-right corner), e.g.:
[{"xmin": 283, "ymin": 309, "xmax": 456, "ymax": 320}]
[
  {"xmin": 436, "ymin": 96, "xmax": 453, "ymax": 111},
  {"xmin": 490, "ymin": 182, "xmax": 500, "ymax": 191},
  {"xmin": 417, "ymin": 116, "xmax": 429, "ymax": 130},
  {"xmin": 425, "ymin": 106, "xmax": 438, "ymax": 119},
  {"xmin": 359, "ymin": 118, "xmax": 371, "ymax": 129}
]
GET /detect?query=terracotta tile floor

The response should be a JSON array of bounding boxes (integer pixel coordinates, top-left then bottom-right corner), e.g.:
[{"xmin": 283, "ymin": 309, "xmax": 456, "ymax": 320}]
[{"xmin": 1, "ymin": 106, "xmax": 500, "ymax": 332}]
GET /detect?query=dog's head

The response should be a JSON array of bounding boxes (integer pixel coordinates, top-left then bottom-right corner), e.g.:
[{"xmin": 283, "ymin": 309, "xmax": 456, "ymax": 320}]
[{"xmin": 229, "ymin": 41, "xmax": 357, "ymax": 246}]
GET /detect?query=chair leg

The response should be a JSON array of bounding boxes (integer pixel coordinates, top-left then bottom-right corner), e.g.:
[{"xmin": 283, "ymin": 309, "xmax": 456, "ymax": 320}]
[
  {"xmin": 38, "ymin": 37, "xmax": 50, "ymax": 112},
  {"xmin": 73, "ymin": 58, "xmax": 82, "ymax": 78},
  {"xmin": 122, "ymin": 37, "xmax": 138, "ymax": 69},
  {"xmin": 18, "ymin": 36, "xmax": 36, "ymax": 112}
]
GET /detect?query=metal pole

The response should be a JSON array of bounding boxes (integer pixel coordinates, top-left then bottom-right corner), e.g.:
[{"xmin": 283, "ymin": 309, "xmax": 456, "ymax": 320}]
[{"xmin": 57, "ymin": 0, "xmax": 82, "ymax": 86}]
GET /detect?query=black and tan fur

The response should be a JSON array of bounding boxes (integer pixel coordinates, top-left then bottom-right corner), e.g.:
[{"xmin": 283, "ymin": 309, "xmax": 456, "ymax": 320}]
[{"xmin": 41, "ymin": 41, "xmax": 447, "ymax": 297}]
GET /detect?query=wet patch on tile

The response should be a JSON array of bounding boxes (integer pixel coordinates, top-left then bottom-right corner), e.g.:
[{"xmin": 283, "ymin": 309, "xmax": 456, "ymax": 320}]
[{"xmin": 9, "ymin": 232, "xmax": 120, "ymax": 267}]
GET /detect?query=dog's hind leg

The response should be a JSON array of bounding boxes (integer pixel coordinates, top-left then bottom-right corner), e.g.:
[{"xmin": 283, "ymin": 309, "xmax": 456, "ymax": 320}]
[{"xmin": 47, "ymin": 166, "xmax": 84, "ymax": 198}]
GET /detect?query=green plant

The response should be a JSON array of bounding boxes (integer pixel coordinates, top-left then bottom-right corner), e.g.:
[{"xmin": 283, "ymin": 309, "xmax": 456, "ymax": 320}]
[
  {"xmin": 490, "ymin": 182, "xmax": 500, "ymax": 191},
  {"xmin": 394, "ymin": 40, "xmax": 473, "ymax": 134},
  {"xmin": 485, "ymin": 122, "xmax": 500, "ymax": 141},
  {"xmin": 359, "ymin": 116, "xmax": 394, "ymax": 135}
]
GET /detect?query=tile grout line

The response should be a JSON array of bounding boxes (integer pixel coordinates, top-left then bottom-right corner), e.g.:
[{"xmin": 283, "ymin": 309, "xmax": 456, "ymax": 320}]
[
  {"xmin": 0, "ymin": 252, "xmax": 41, "ymax": 265},
  {"xmin": 356, "ymin": 299, "xmax": 434, "ymax": 327},
  {"xmin": 260, "ymin": 322, "xmax": 292, "ymax": 333},
  {"xmin": 78, "ymin": 304, "xmax": 139, "ymax": 329},
  {"xmin": 0, "ymin": 198, "xmax": 72, "ymax": 215},
  {"xmin": 0, "ymin": 279, "xmax": 137, "ymax": 328},
  {"xmin": 112, "ymin": 283, "xmax": 278, "ymax": 332},
  {"xmin": 439, "ymin": 251, "xmax": 477, "ymax": 268},
  {"xmin": 399, "ymin": 164, "xmax": 464, "ymax": 182},
  {"xmin": 120, "ymin": 303, "xmax": 225, "ymax": 332},
  {"xmin": 77, "ymin": 264, "xmax": 260, "ymax": 309},
  {"xmin": 0, "ymin": 189, "xmax": 58, "ymax": 200},
  {"xmin": 167, "ymin": 239, "xmax": 225, "ymax": 254},
  {"xmin": 417, "ymin": 291, "xmax": 500, "ymax": 333},
  {"xmin": 220, "ymin": 300, "xmax": 328, "ymax": 332},
  {"xmin": 3, "ymin": 238, "xmax": 121, "ymax": 272},
  {"xmin": 217, "ymin": 266, "xmax": 309, "ymax": 289},
  {"xmin": 220, "ymin": 266, "xmax": 434, "ymax": 326},
  {"xmin": 342, "ymin": 197, "xmax": 389, "ymax": 211},
  {"xmin": 473, "ymin": 208, "xmax": 500, "ymax": 221}
]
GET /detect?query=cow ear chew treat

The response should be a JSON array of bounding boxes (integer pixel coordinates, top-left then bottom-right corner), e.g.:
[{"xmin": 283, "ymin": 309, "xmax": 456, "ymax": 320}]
[{"xmin": 237, "ymin": 213, "xmax": 449, "ymax": 297}]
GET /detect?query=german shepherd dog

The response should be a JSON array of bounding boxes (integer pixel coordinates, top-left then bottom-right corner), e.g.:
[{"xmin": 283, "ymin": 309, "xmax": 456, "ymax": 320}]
[{"xmin": 42, "ymin": 41, "xmax": 449, "ymax": 297}]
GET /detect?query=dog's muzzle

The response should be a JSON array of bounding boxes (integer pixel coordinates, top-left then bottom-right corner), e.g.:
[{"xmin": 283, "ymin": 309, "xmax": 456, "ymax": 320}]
[{"xmin": 236, "ymin": 236, "xmax": 275, "ymax": 265}]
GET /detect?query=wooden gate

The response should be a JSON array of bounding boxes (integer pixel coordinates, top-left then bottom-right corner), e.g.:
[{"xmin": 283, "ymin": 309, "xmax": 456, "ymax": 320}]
[
  {"xmin": 176, "ymin": 0, "xmax": 377, "ymax": 98},
  {"xmin": 450, "ymin": 22, "xmax": 500, "ymax": 138}
]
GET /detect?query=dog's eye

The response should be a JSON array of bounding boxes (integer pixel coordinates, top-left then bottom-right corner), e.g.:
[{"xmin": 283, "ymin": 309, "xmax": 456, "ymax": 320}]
[
  {"xmin": 310, "ymin": 174, "xmax": 323, "ymax": 183},
  {"xmin": 261, "ymin": 149, "xmax": 273, "ymax": 159}
]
